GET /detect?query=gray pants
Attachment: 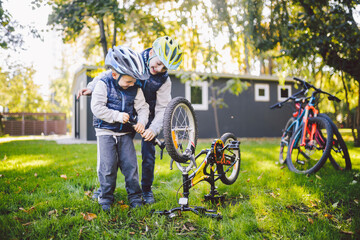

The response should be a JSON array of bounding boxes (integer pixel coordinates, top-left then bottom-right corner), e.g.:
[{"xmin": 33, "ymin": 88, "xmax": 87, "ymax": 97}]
[{"xmin": 97, "ymin": 134, "xmax": 142, "ymax": 205}]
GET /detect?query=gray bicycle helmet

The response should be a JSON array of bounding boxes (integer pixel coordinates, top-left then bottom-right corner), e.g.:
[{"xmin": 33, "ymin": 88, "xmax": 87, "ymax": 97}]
[{"xmin": 105, "ymin": 46, "xmax": 150, "ymax": 80}]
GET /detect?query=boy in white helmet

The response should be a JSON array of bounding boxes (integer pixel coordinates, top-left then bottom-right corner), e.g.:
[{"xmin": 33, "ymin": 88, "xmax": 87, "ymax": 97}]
[
  {"xmin": 91, "ymin": 46, "xmax": 149, "ymax": 211},
  {"xmin": 78, "ymin": 36, "xmax": 183, "ymax": 205}
]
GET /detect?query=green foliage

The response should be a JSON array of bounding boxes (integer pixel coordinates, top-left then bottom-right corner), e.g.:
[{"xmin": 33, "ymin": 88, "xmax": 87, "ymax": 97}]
[
  {"xmin": 0, "ymin": 64, "xmax": 45, "ymax": 112},
  {"xmin": 0, "ymin": 138, "xmax": 359, "ymax": 239},
  {"xmin": 244, "ymin": 0, "xmax": 360, "ymax": 81}
]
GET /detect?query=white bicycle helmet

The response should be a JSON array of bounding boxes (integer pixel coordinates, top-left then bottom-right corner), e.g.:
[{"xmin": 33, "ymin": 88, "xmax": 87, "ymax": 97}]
[{"xmin": 105, "ymin": 46, "xmax": 150, "ymax": 80}]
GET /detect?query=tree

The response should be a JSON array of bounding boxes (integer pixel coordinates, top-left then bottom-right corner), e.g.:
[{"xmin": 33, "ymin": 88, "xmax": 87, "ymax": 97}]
[
  {"xmin": 241, "ymin": 0, "xmax": 360, "ymax": 144},
  {"xmin": 46, "ymin": 0, "xmax": 168, "ymax": 60},
  {"xmin": 0, "ymin": 64, "xmax": 45, "ymax": 113}
]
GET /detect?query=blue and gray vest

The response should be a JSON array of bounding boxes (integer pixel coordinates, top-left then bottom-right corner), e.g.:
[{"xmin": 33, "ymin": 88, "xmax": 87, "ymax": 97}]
[
  {"xmin": 93, "ymin": 71, "xmax": 139, "ymax": 133},
  {"xmin": 141, "ymin": 48, "xmax": 169, "ymax": 126}
]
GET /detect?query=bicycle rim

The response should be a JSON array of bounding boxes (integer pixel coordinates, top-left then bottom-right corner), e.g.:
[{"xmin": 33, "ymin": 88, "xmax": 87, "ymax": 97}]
[
  {"xmin": 318, "ymin": 114, "xmax": 351, "ymax": 171},
  {"xmin": 218, "ymin": 132, "xmax": 240, "ymax": 185},
  {"xmin": 279, "ymin": 117, "xmax": 295, "ymax": 164},
  {"xmin": 163, "ymin": 97, "xmax": 198, "ymax": 163},
  {"xmin": 287, "ymin": 117, "xmax": 333, "ymax": 174}
]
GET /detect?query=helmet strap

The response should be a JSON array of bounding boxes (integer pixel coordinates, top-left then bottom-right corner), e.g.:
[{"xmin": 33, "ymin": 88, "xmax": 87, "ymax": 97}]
[{"xmin": 147, "ymin": 54, "xmax": 156, "ymax": 67}]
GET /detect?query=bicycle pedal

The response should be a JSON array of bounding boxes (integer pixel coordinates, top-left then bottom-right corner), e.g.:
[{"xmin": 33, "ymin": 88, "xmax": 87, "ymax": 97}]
[
  {"xmin": 228, "ymin": 141, "xmax": 240, "ymax": 150},
  {"xmin": 296, "ymin": 160, "xmax": 305, "ymax": 165}
]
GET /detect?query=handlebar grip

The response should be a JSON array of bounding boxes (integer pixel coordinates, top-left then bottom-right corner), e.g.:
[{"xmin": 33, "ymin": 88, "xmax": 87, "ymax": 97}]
[{"xmin": 269, "ymin": 103, "xmax": 282, "ymax": 109}]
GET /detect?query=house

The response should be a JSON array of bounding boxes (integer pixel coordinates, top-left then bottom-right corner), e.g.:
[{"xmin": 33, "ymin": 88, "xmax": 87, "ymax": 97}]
[{"xmin": 71, "ymin": 65, "xmax": 295, "ymax": 141}]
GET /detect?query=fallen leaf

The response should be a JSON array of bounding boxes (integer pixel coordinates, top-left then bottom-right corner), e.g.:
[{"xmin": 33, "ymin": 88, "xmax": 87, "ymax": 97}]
[
  {"xmin": 354, "ymin": 199, "xmax": 359, "ymax": 204},
  {"xmin": 84, "ymin": 191, "xmax": 91, "ymax": 197},
  {"xmin": 22, "ymin": 222, "xmax": 32, "ymax": 226},
  {"xmin": 81, "ymin": 212, "xmax": 97, "ymax": 221},
  {"xmin": 129, "ymin": 232, "xmax": 135, "ymax": 235},
  {"xmin": 60, "ymin": 174, "xmax": 67, "ymax": 180},
  {"xmin": 340, "ymin": 230, "xmax": 354, "ymax": 235},
  {"xmin": 315, "ymin": 175, "xmax": 321, "ymax": 180},
  {"xmin": 118, "ymin": 200, "xmax": 125, "ymax": 205},
  {"xmin": 257, "ymin": 173, "xmax": 264, "ymax": 180},
  {"xmin": 307, "ymin": 217, "xmax": 314, "ymax": 224},
  {"xmin": 76, "ymin": 173, "xmax": 80, "ymax": 177},
  {"xmin": 48, "ymin": 210, "xmax": 57, "ymax": 216},
  {"xmin": 269, "ymin": 192, "xmax": 277, "ymax": 198},
  {"xmin": 309, "ymin": 200, "xmax": 317, "ymax": 207},
  {"xmin": 280, "ymin": 165, "xmax": 286, "ymax": 169},
  {"xmin": 15, "ymin": 187, "xmax": 22, "ymax": 194},
  {"xmin": 19, "ymin": 206, "xmax": 35, "ymax": 213},
  {"xmin": 332, "ymin": 202, "xmax": 339, "ymax": 208},
  {"xmin": 120, "ymin": 205, "xmax": 129, "ymax": 210},
  {"xmin": 246, "ymin": 178, "xmax": 250, "ymax": 182},
  {"xmin": 324, "ymin": 213, "xmax": 333, "ymax": 219}
]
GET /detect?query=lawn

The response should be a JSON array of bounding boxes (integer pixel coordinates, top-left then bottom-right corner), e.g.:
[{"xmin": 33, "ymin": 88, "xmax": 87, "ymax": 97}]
[{"xmin": 0, "ymin": 136, "xmax": 359, "ymax": 239}]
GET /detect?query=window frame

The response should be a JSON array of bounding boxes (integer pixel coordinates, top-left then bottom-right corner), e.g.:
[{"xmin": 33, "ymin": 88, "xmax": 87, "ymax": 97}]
[
  {"xmin": 254, "ymin": 83, "xmax": 270, "ymax": 102},
  {"xmin": 277, "ymin": 85, "xmax": 292, "ymax": 102},
  {"xmin": 185, "ymin": 81, "xmax": 209, "ymax": 111}
]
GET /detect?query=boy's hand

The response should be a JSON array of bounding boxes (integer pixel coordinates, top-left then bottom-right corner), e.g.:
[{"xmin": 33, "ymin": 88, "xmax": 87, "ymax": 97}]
[
  {"xmin": 77, "ymin": 88, "xmax": 92, "ymax": 99},
  {"xmin": 122, "ymin": 113, "xmax": 130, "ymax": 123},
  {"xmin": 134, "ymin": 123, "xmax": 145, "ymax": 134},
  {"xmin": 142, "ymin": 129, "xmax": 155, "ymax": 141}
]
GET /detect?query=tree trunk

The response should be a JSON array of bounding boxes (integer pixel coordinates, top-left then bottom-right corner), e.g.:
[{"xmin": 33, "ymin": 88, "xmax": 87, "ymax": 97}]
[
  {"xmin": 354, "ymin": 89, "xmax": 360, "ymax": 146},
  {"xmin": 210, "ymin": 86, "xmax": 220, "ymax": 138},
  {"xmin": 98, "ymin": 18, "xmax": 108, "ymax": 60},
  {"xmin": 0, "ymin": 114, "xmax": 4, "ymax": 136},
  {"xmin": 112, "ymin": 19, "xmax": 117, "ymax": 47}
]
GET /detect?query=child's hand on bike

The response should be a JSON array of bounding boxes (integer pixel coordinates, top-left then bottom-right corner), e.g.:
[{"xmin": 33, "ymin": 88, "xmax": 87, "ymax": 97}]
[
  {"xmin": 77, "ymin": 88, "xmax": 92, "ymax": 99},
  {"xmin": 122, "ymin": 113, "xmax": 130, "ymax": 123},
  {"xmin": 134, "ymin": 123, "xmax": 145, "ymax": 134},
  {"xmin": 142, "ymin": 129, "xmax": 155, "ymax": 141}
]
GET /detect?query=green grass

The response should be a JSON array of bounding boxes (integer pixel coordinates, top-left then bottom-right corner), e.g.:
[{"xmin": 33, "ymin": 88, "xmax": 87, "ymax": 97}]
[{"xmin": 0, "ymin": 137, "xmax": 359, "ymax": 239}]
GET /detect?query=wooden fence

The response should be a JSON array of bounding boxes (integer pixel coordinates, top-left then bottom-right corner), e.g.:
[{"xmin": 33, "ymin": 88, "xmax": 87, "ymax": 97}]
[{"xmin": 2, "ymin": 113, "xmax": 66, "ymax": 136}]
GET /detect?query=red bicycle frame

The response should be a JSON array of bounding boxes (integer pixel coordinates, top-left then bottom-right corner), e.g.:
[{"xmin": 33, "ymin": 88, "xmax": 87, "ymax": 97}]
[{"xmin": 301, "ymin": 105, "xmax": 319, "ymax": 146}]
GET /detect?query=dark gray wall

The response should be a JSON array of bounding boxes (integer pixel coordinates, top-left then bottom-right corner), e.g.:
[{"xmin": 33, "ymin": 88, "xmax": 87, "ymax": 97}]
[{"xmin": 170, "ymin": 77, "xmax": 294, "ymax": 138}]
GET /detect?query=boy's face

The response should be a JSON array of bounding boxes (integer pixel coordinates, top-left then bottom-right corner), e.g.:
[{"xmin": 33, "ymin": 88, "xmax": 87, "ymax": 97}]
[
  {"xmin": 149, "ymin": 50, "xmax": 168, "ymax": 75},
  {"xmin": 112, "ymin": 72, "xmax": 136, "ymax": 89}
]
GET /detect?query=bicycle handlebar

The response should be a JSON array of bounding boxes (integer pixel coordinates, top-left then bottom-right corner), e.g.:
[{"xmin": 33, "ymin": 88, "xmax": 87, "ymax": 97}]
[
  {"xmin": 293, "ymin": 77, "xmax": 341, "ymax": 103},
  {"xmin": 270, "ymin": 77, "xmax": 340, "ymax": 109}
]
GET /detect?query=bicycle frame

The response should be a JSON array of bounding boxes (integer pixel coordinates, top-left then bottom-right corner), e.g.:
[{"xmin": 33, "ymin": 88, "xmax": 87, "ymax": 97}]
[{"xmin": 154, "ymin": 138, "xmax": 240, "ymax": 219}]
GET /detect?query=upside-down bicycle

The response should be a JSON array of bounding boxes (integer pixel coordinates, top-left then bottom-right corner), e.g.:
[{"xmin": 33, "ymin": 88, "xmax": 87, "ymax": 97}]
[{"xmin": 153, "ymin": 97, "xmax": 241, "ymax": 219}]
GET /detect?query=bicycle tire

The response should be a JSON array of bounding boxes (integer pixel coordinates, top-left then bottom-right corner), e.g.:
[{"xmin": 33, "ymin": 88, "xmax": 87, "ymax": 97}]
[
  {"xmin": 163, "ymin": 97, "xmax": 198, "ymax": 163},
  {"xmin": 286, "ymin": 117, "xmax": 333, "ymax": 174},
  {"xmin": 279, "ymin": 117, "xmax": 295, "ymax": 164},
  {"xmin": 218, "ymin": 132, "xmax": 241, "ymax": 185},
  {"xmin": 318, "ymin": 114, "xmax": 351, "ymax": 170}
]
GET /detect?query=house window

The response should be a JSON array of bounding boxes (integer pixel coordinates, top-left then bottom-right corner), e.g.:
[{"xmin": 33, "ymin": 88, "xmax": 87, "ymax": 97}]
[
  {"xmin": 254, "ymin": 84, "xmax": 270, "ymax": 102},
  {"xmin": 185, "ymin": 81, "xmax": 208, "ymax": 110},
  {"xmin": 277, "ymin": 85, "xmax": 292, "ymax": 101}
]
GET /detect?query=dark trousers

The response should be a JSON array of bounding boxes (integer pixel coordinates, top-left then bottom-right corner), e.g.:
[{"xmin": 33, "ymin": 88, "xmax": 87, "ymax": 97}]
[
  {"xmin": 141, "ymin": 138, "xmax": 156, "ymax": 192},
  {"xmin": 97, "ymin": 134, "xmax": 142, "ymax": 205}
]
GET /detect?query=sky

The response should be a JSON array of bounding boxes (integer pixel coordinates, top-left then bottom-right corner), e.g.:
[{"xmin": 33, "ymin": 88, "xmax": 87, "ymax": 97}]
[{"xmin": 1, "ymin": 0, "xmax": 83, "ymax": 98}]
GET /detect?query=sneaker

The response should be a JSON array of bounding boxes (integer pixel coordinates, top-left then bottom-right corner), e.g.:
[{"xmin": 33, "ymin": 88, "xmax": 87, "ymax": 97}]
[
  {"xmin": 143, "ymin": 191, "xmax": 155, "ymax": 204},
  {"xmin": 101, "ymin": 204, "xmax": 111, "ymax": 212},
  {"xmin": 92, "ymin": 189, "xmax": 101, "ymax": 201},
  {"xmin": 130, "ymin": 200, "xmax": 143, "ymax": 209}
]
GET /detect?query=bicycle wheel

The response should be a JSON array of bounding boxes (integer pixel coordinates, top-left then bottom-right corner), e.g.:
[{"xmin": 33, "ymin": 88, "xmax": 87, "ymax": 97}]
[
  {"xmin": 217, "ymin": 132, "xmax": 241, "ymax": 185},
  {"xmin": 279, "ymin": 117, "xmax": 295, "ymax": 164},
  {"xmin": 163, "ymin": 97, "xmax": 198, "ymax": 163},
  {"xmin": 318, "ymin": 114, "xmax": 351, "ymax": 170},
  {"xmin": 286, "ymin": 117, "xmax": 333, "ymax": 174}
]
